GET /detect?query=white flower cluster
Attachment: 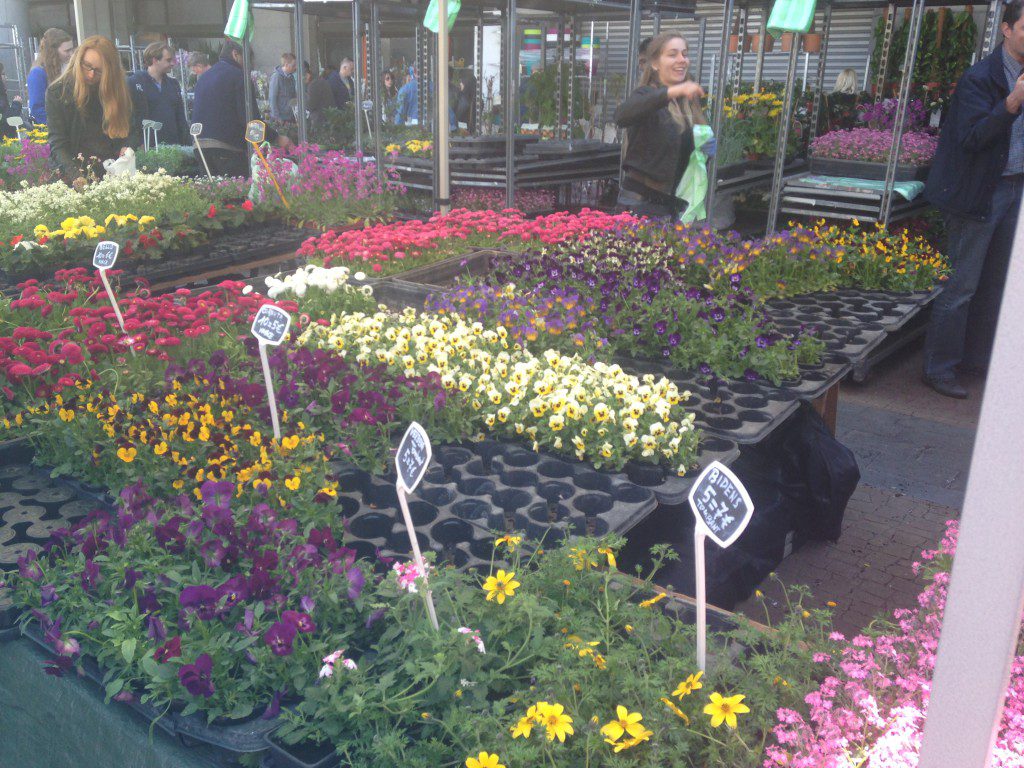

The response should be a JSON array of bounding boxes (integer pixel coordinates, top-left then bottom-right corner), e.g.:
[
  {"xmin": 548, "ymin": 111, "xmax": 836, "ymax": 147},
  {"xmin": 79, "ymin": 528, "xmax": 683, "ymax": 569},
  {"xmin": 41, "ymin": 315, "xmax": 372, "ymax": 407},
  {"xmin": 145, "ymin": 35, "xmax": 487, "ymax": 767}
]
[
  {"xmin": 299, "ymin": 308, "xmax": 700, "ymax": 473},
  {"xmin": 264, "ymin": 264, "xmax": 372, "ymax": 301}
]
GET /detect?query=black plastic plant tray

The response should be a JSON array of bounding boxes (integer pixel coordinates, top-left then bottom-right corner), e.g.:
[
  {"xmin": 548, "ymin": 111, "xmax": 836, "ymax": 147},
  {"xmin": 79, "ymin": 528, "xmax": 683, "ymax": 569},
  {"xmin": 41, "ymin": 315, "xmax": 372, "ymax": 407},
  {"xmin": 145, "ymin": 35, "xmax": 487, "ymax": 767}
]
[
  {"xmin": 383, "ymin": 248, "xmax": 509, "ymax": 288},
  {"xmin": 762, "ymin": 299, "xmax": 891, "ymax": 364},
  {"xmin": 22, "ymin": 622, "xmax": 277, "ymax": 759},
  {"xmin": 774, "ymin": 357, "xmax": 852, "ymax": 401},
  {"xmin": 611, "ymin": 357, "xmax": 800, "ymax": 446}
]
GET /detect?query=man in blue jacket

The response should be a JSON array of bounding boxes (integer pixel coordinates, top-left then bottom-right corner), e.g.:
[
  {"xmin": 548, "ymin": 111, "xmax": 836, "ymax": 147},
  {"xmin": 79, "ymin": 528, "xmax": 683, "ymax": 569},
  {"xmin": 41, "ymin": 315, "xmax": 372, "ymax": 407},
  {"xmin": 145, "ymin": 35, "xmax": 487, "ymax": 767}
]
[
  {"xmin": 128, "ymin": 42, "xmax": 189, "ymax": 145},
  {"xmin": 396, "ymin": 70, "xmax": 419, "ymax": 125},
  {"xmin": 192, "ymin": 40, "xmax": 291, "ymax": 178},
  {"xmin": 922, "ymin": 0, "xmax": 1024, "ymax": 398}
]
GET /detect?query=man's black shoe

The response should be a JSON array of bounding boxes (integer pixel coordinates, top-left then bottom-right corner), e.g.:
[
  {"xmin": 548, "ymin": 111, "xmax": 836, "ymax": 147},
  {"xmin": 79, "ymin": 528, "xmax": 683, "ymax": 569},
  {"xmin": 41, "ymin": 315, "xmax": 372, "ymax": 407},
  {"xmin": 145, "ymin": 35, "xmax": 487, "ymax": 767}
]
[{"xmin": 922, "ymin": 376, "xmax": 968, "ymax": 399}]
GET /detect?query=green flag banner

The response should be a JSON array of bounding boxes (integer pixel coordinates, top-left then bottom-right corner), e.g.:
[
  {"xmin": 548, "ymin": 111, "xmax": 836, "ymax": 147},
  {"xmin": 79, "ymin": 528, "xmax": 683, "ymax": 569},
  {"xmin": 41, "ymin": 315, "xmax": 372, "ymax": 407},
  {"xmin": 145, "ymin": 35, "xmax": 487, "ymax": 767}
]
[
  {"xmin": 224, "ymin": 0, "xmax": 254, "ymax": 42},
  {"xmin": 767, "ymin": 0, "xmax": 817, "ymax": 37},
  {"xmin": 423, "ymin": 0, "xmax": 461, "ymax": 33}
]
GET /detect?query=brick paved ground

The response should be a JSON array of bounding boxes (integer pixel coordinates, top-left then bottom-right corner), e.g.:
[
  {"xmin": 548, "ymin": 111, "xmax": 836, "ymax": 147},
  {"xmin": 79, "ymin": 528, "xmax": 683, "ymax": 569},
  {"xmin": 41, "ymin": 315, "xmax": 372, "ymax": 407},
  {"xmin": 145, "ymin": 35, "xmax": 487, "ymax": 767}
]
[{"xmin": 733, "ymin": 340, "xmax": 982, "ymax": 636}]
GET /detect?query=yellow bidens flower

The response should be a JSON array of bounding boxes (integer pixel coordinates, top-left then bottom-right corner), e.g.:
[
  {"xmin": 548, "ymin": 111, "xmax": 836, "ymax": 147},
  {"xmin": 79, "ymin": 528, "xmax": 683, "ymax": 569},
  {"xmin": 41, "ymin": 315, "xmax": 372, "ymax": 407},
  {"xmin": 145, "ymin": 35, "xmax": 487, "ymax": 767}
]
[
  {"xmin": 660, "ymin": 696, "xmax": 690, "ymax": 724},
  {"xmin": 639, "ymin": 592, "xmax": 667, "ymax": 608},
  {"xmin": 538, "ymin": 702, "xmax": 574, "ymax": 742},
  {"xmin": 493, "ymin": 535, "xmax": 522, "ymax": 552},
  {"xmin": 482, "ymin": 569, "xmax": 520, "ymax": 604},
  {"xmin": 600, "ymin": 705, "xmax": 646, "ymax": 743},
  {"xmin": 465, "ymin": 752, "xmax": 505, "ymax": 768},
  {"xmin": 703, "ymin": 692, "xmax": 750, "ymax": 729},
  {"xmin": 597, "ymin": 546, "xmax": 617, "ymax": 569},
  {"xmin": 672, "ymin": 671, "xmax": 704, "ymax": 699}
]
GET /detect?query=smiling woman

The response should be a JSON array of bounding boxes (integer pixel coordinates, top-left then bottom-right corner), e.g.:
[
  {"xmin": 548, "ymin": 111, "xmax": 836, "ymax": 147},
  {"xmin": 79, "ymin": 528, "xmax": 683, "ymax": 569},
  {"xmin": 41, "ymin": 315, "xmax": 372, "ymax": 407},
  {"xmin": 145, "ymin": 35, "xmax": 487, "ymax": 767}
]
[{"xmin": 614, "ymin": 32, "xmax": 710, "ymax": 220}]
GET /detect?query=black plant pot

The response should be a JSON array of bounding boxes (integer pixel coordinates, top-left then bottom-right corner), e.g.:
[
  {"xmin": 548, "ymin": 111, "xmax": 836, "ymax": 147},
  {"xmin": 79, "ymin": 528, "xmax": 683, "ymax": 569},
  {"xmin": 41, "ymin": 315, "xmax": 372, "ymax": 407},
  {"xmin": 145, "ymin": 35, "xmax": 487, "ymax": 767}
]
[
  {"xmin": 625, "ymin": 461, "xmax": 665, "ymax": 487},
  {"xmin": 266, "ymin": 735, "xmax": 339, "ymax": 768}
]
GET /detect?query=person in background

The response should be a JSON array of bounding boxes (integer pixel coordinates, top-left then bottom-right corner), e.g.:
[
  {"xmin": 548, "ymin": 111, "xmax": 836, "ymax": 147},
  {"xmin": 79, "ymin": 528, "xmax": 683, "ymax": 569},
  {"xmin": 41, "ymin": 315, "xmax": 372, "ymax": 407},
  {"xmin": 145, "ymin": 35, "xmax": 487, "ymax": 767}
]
[
  {"xmin": 381, "ymin": 69, "xmax": 399, "ymax": 123},
  {"xmin": 638, "ymin": 36, "xmax": 653, "ymax": 73},
  {"xmin": 819, "ymin": 68, "xmax": 865, "ymax": 133},
  {"xmin": 614, "ymin": 31, "xmax": 711, "ymax": 218},
  {"xmin": 921, "ymin": 0, "xmax": 1024, "ymax": 398},
  {"xmin": 396, "ymin": 69, "xmax": 419, "ymax": 125},
  {"xmin": 0, "ymin": 63, "xmax": 23, "ymax": 139},
  {"xmin": 328, "ymin": 58, "xmax": 355, "ymax": 109},
  {"xmin": 455, "ymin": 72, "xmax": 477, "ymax": 133},
  {"xmin": 46, "ymin": 35, "xmax": 139, "ymax": 185},
  {"xmin": 268, "ymin": 52, "xmax": 298, "ymax": 123},
  {"xmin": 187, "ymin": 51, "xmax": 211, "ymax": 80},
  {"xmin": 306, "ymin": 67, "xmax": 335, "ymax": 134},
  {"xmin": 191, "ymin": 39, "xmax": 291, "ymax": 178},
  {"xmin": 28, "ymin": 28, "xmax": 74, "ymax": 125},
  {"xmin": 128, "ymin": 42, "xmax": 188, "ymax": 145}
]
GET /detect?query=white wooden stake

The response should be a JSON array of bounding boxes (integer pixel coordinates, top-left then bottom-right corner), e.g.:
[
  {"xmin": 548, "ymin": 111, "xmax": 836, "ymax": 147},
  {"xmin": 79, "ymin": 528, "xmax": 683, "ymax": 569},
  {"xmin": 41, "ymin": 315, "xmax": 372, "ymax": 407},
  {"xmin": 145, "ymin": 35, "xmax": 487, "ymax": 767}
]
[
  {"xmin": 257, "ymin": 341, "xmax": 282, "ymax": 441},
  {"xmin": 397, "ymin": 484, "xmax": 440, "ymax": 631},
  {"xmin": 695, "ymin": 526, "xmax": 708, "ymax": 672}
]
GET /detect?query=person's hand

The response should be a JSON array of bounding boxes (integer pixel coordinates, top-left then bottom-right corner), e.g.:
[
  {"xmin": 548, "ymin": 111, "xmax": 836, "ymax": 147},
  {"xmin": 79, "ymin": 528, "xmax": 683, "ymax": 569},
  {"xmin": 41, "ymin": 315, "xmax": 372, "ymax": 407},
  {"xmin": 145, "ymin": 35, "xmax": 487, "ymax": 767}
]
[
  {"xmin": 1007, "ymin": 72, "xmax": 1024, "ymax": 114},
  {"xmin": 701, "ymin": 136, "xmax": 717, "ymax": 158},
  {"xmin": 71, "ymin": 176, "xmax": 87, "ymax": 191},
  {"xmin": 667, "ymin": 82, "xmax": 705, "ymax": 102}
]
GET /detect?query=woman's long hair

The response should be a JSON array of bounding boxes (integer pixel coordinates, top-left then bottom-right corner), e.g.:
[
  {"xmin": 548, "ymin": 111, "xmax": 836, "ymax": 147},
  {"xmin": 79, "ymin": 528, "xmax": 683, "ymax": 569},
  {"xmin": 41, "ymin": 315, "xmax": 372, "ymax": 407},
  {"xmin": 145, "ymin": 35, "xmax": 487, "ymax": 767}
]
[
  {"xmin": 637, "ymin": 32, "xmax": 706, "ymax": 131},
  {"xmin": 33, "ymin": 28, "xmax": 73, "ymax": 84},
  {"xmin": 51, "ymin": 36, "xmax": 132, "ymax": 139}
]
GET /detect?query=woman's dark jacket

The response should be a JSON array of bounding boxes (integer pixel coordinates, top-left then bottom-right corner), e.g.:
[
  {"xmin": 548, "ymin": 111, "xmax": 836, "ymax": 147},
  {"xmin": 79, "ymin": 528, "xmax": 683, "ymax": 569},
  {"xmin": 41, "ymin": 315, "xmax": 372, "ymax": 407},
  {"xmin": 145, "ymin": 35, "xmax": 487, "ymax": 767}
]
[
  {"xmin": 925, "ymin": 45, "xmax": 1019, "ymax": 222},
  {"xmin": 46, "ymin": 80, "xmax": 142, "ymax": 180},
  {"xmin": 614, "ymin": 85, "xmax": 695, "ymax": 200}
]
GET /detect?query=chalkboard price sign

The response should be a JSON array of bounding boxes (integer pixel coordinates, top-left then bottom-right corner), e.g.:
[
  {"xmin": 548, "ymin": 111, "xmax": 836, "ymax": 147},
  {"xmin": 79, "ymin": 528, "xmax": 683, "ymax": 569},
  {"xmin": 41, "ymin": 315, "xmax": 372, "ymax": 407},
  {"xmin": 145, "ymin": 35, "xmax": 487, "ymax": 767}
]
[
  {"xmin": 361, "ymin": 100, "xmax": 373, "ymax": 111},
  {"xmin": 250, "ymin": 304, "xmax": 291, "ymax": 346},
  {"xmin": 92, "ymin": 241, "xmax": 120, "ymax": 270},
  {"xmin": 688, "ymin": 461, "xmax": 754, "ymax": 549},
  {"xmin": 190, "ymin": 122, "xmax": 203, "ymax": 136},
  {"xmin": 246, "ymin": 120, "xmax": 266, "ymax": 144},
  {"xmin": 396, "ymin": 421, "xmax": 432, "ymax": 493}
]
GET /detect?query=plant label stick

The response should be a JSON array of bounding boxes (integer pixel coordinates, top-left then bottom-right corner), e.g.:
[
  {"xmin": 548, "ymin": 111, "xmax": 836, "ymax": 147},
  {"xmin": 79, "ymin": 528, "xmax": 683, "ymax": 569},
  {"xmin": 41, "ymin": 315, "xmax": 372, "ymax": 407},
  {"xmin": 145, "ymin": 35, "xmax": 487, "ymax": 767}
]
[
  {"xmin": 92, "ymin": 241, "xmax": 135, "ymax": 356},
  {"xmin": 245, "ymin": 120, "xmax": 290, "ymax": 210},
  {"xmin": 395, "ymin": 421, "xmax": 440, "ymax": 631},
  {"xmin": 688, "ymin": 461, "xmax": 754, "ymax": 671},
  {"xmin": 190, "ymin": 122, "xmax": 214, "ymax": 180},
  {"xmin": 250, "ymin": 304, "xmax": 291, "ymax": 441},
  {"xmin": 7, "ymin": 115, "xmax": 23, "ymax": 141}
]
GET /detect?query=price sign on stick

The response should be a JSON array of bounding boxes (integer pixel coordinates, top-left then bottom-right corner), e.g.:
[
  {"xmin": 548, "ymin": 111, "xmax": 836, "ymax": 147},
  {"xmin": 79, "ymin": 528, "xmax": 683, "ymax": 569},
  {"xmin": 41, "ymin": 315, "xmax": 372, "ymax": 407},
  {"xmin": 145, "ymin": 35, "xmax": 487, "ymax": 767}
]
[
  {"xmin": 395, "ymin": 422, "xmax": 439, "ymax": 631},
  {"xmin": 91, "ymin": 241, "xmax": 134, "ymax": 356},
  {"xmin": 190, "ymin": 122, "xmax": 213, "ymax": 180},
  {"xmin": 245, "ymin": 120, "xmax": 290, "ymax": 209},
  {"xmin": 250, "ymin": 305, "xmax": 291, "ymax": 440},
  {"xmin": 688, "ymin": 461, "xmax": 754, "ymax": 672}
]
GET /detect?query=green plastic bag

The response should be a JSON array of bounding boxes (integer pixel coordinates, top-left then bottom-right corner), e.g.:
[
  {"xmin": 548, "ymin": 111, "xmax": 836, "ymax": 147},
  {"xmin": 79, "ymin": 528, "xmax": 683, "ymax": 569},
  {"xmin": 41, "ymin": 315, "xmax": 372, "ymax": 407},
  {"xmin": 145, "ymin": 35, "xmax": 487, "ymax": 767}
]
[
  {"xmin": 767, "ymin": 0, "xmax": 818, "ymax": 37},
  {"xmin": 423, "ymin": 0, "xmax": 461, "ymax": 33},
  {"xmin": 675, "ymin": 124, "xmax": 714, "ymax": 224}
]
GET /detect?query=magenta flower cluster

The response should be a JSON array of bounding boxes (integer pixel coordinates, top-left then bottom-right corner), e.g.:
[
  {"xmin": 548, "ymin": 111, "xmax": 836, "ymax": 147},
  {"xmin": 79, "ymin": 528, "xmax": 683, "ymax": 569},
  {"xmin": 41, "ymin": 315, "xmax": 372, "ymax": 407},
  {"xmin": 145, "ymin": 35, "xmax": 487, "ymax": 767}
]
[
  {"xmin": 859, "ymin": 98, "xmax": 928, "ymax": 132},
  {"xmin": 810, "ymin": 129, "xmax": 938, "ymax": 166},
  {"xmin": 767, "ymin": 520, "xmax": 1024, "ymax": 767}
]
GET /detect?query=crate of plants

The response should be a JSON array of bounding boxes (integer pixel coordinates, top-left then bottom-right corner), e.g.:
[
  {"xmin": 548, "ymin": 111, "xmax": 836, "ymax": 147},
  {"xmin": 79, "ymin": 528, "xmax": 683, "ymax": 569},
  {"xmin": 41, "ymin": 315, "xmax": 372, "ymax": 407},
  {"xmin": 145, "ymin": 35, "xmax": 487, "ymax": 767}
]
[{"xmin": 808, "ymin": 128, "xmax": 936, "ymax": 181}]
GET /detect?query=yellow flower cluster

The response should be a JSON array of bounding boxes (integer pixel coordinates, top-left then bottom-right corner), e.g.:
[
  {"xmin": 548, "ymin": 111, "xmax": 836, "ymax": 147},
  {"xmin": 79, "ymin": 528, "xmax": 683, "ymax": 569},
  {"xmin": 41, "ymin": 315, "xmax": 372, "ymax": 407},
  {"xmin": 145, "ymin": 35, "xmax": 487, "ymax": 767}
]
[
  {"xmin": 1, "ymin": 126, "xmax": 47, "ymax": 146},
  {"xmin": 564, "ymin": 635, "xmax": 608, "ymax": 670},
  {"xmin": 600, "ymin": 705, "xmax": 653, "ymax": 752},
  {"xmin": 299, "ymin": 309, "xmax": 700, "ymax": 473},
  {"xmin": 385, "ymin": 139, "xmax": 433, "ymax": 155},
  {"xmin": 32, "ymin": 213, "xmax": 157, "ymax": 242},
  {"xmin": 510, "ymin": 701, "xmax": 574, "ymax": 742},
  {"xmin": 723, "ymin": 90, "xmax": 784, "ymax": 119}
]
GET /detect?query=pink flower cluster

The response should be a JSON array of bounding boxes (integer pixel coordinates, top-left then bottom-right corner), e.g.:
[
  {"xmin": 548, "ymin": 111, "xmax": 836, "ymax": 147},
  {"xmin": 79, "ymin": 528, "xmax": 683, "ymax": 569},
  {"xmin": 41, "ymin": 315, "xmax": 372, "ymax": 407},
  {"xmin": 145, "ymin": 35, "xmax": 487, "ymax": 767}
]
[
  {"xmin": 299, "ymin": 208, "xmax": 640, "ymax": 272},
  {"xmin": 451, "ymin": 186, "xmax": 557, "ymax": 213},
  {"xmin": 457, "ymin": 626, "xmax": 486, "ymax": 654},
  {"xmin": 319, "ymin": 648, "xmax": 357, "ymax": 678},
  {"xmin": 393, "ymin": 560, "xmax": 431, "ymax": 593},
  {"xmin": 810, "ymin": 129, "xmax": 938, "ymax": 166},
  {"xmin": 263, "ymin": 144, "xmax": 405, "ymax": 203},
  {"xmin": 766, "ymin": 521, "xmax": 1024, "ymax": 767}
]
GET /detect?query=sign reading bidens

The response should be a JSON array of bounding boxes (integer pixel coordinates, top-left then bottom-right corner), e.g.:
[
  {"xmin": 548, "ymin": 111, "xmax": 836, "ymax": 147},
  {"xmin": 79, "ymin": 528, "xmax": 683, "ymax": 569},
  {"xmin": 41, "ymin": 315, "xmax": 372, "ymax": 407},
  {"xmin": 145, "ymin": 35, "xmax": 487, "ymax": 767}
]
[
  {"xmin": 688, "ymin": 461, "xmax": 754, "ymax": 549},
  {"xmin": 396, "ymin": 421, "xmax": 432, "ymax": 493},
  {"xmin": 250, "ymin": 304, "xmax": 291, "ymax": 346}
]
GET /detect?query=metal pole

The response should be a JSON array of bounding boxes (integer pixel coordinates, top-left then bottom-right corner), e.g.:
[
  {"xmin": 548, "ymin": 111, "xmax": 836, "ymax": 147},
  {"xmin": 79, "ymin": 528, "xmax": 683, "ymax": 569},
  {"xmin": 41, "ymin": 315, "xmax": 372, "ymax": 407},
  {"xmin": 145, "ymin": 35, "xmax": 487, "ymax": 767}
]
[
  {"xmin": 242, "ymin": 39, "xmax": 254, "ymax": 168},
  {"xmin": 766, "ymin": 34, "xmax": 802, "ymax": 235},
  {"xmin": 982, "ymin": 0, "xmax": 1001, "ymax": 57},
  {"xmin": 625, "ymin": 0, "xmax": 643, "ymax": 92},
  {"xmin": 704, "ymin": 0, "xmax": 735, "ymax": 225},
  {"xmin": 653, "ymin": 11, "xmax": 662, "ymax": 36},
  {"xmin": 697, "ymin": 18, "xmax": 707, "ymax": 85},
  {"xmin": 916, "ymin": 211, "xmax": 1024, "ymax": 768},
  {"xmin": 808, "ymin": 0, "xmax": 833, "ymax": 145},
  {"xmin": 370, "ymin": 0, "xmax": 383, "ymax": 187},
  {"xmin": 874, "ymin": 4, "xmax": 896, "ymax": 101},
  {"xmin": 295, "ymin": 0, "xmax": 308, "ymax": 145},
  {"xmin": 416, "ymin": 25, "xmax": 425, "ymax": 129},
  {"xmin": 732, "ymin": 8, "xmax": 747, "ymax": 94},
  {"xmin": 475, "ymin": 15, "xmax": 484, "ymax": 134},
  {"xmin": 351, "ymin": 0, "xmax": 364, "ymax": 162},
  {"xmin": 556, "ymin": 14, "xmax": 566, "ymax": 139},
  {"xmin": 568, "ymin": 16, "xmax": 577, "ymax": 145},
  {"xmin": 753, "ymin": 5, "xmax": 768, "ymax": 92},
  {"xmin": 505, "ymin": 0, "xmax": 517, "ymax": 209},
  {"xmin": 881, "ymin": 0, "xmax": 925, "ymax": 226},
  {"xmin": 438, "ymin": 0, "xmax": 450, "ymax": 214}
]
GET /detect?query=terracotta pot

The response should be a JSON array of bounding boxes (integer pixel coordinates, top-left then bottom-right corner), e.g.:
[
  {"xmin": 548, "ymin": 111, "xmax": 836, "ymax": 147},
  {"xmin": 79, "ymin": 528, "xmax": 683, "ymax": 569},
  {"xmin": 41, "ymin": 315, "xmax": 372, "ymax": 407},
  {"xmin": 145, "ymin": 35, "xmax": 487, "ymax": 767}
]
[
  {"xmin": 802, "ymin": 33, "xmax": 822, "ymax": 53},
  {"xmin": 780, "ymin": 32, "xmax": 794, "ymax": 52},
  {"xmin": 728, "ymin": 34, "xmax": 740, "ymax": 53},
  {"xmin": 750, "ymin": 34, "xmax": 775, "ymax": 53}
]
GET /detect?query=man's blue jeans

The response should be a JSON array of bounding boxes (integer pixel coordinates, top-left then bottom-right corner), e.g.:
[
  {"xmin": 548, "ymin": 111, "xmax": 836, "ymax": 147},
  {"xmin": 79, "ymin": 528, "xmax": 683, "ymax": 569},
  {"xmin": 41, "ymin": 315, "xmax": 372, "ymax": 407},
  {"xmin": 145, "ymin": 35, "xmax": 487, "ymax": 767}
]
[{"xmin": 923, "ymin": 175, "xmax": 1023, "ymax": 381}]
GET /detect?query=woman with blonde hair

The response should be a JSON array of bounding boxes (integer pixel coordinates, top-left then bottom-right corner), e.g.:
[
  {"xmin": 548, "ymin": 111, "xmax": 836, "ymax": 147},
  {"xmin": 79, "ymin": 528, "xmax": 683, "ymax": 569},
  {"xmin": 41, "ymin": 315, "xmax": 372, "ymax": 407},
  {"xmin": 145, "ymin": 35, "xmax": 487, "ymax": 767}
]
[
  {"xmin": 820, "ymin": 68, "xmax": 864, "ymax": 133},
  {"xmin": 27, "ymin": 27, "xmax": 74, "ymax": 124},
  {"xmin": 46, "ymin": 35, "xmax": 140, "ymax": 185},
  {"xmin": 614, "ymin": 31, "xmax": 712, "ymax": 218}
]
